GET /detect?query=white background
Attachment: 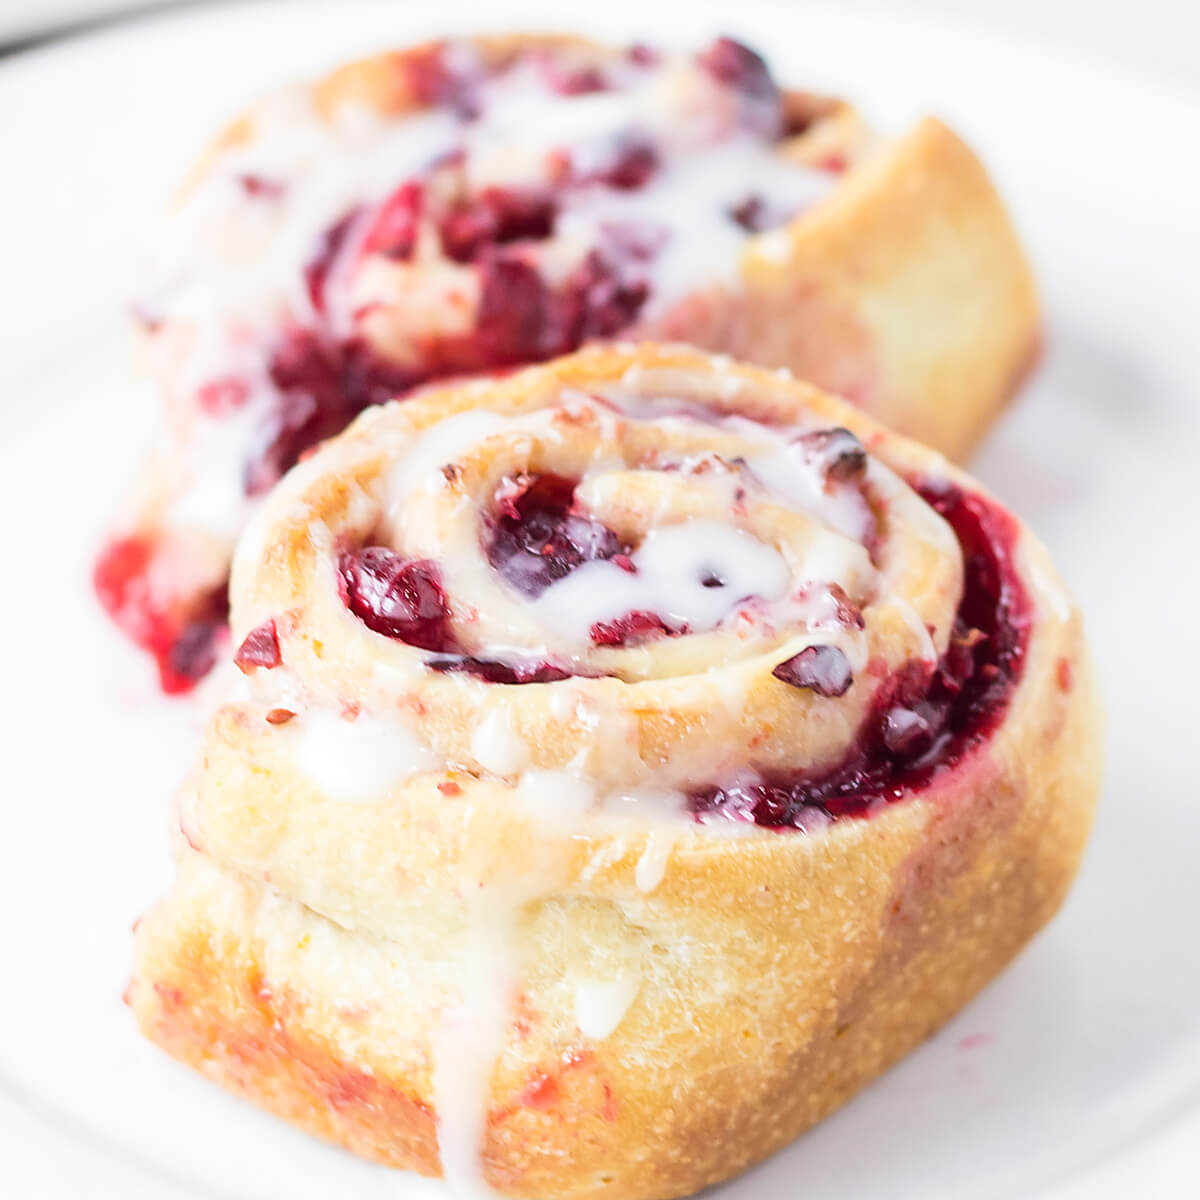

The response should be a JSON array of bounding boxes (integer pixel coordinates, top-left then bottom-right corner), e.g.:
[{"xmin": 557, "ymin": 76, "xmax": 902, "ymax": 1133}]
[{"xmin": 0, "ymin": 0, "xmax": 1198, "ymax": 89}]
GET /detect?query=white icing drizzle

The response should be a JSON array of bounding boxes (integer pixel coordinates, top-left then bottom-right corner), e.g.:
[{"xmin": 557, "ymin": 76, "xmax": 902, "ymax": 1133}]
[
  {"xmin": 431, "ymin": 912, "xmax": 513, "ymax": 1200},
  {"xmin": 292, "ymin": 710, "xmax": 441, "ymax": 802},
  {"xmin": 386, "ymin": 410, "xmax": 511, "ymax": 506},
  {"xmin": 554, "ymin": 137, "xmax": 831, "ymax": 315},
  {"xmin": 574, "ymin": 975, "xmax": 641, "ymax": 1040},
  {"xmin": 533, "ymin": 520, "xmax": 790, "ymax": 644},
  {"xmin": 743, "ymin": 445, "xmax": 873, "ymax": 542},
  {"xmin": 471, "ymin": 706, "xmax": 529, "ymax": 776},
  {"xmin": 515, "ymin": 770, "xmax": 597, "ymax": 825},
  {"xmin": 634, "ymin": 832, "xmax": 674, "ymax": 894}
]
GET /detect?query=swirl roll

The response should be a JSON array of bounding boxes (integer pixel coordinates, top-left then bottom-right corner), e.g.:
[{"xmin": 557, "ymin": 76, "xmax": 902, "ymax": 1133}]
[
  {"xmin": 95, "ymin": 32, "xmax": 1037, "ymax": 692},
  {"xmin": 129, "ymin": 345, "xmax": 1098, "ymax": 1200}
]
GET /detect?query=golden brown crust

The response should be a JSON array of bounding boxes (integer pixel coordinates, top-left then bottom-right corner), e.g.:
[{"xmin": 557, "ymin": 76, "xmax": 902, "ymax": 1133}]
[
  {"xmin": 131, "ymin": 346, "xmax": 1099, "ymax": 1199},
  {"xmin": 728, "ymin": 117, "xmax": 1041, "ymax": 459},
  {"xmin": 132, "ymin": 641, "xmax": 1096, "ymax": 1200}
]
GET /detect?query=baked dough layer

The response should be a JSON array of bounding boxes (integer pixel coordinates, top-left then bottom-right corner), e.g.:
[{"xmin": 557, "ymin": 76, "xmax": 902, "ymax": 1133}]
[
  {"xmin": 130, "ymin": 346, "xmax": 1098, "ymax": 1199},
  {"xmin": 99, "ymin": 33, "xmax": 1040, "ymax": 695}
]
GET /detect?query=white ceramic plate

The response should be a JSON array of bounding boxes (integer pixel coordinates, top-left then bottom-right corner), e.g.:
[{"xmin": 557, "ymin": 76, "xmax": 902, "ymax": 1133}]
[{"xmin": 2, "ymin": 2, "xmax": 1198, "ymax": 1196}]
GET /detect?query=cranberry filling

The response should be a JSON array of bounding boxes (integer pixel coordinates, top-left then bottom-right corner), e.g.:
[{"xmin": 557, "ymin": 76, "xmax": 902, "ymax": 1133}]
[
  {"xmin": 439, "ymin": 188, "xmax": 557, "ymax": 262},
  {"xmin": 405, "ymin": 43, "xmax": 480, "ymax": 118},
  {"xmin": 247, "ymin": 331, "xmax": 417, "ymax": 495},
  {"xmin": 426, "ymin": 655, "xmax": 572, "ymax": 685},
  {"xmin": 772, "ymin": 644, "xmax": 853, "ymax": 696},
  {"xmin": 234, "ymin": 619, "xmax": 282, "ymax": 672},
  {"xmin": 691, "ymin": 484, "xmax": 1031, "ymax": 828},
  {"xmin": 591, "ymin": 610, "xmax": 678, "ymax": 647},
  {"xmin": 303, "ymin": 209, "xmax": 360, "ymax": 315},
  {"xmin": 228, "ymin": 39, "xmax": 807, "ymax": 507},
  {"xmin": 487, "ymin": 474, "xmax": 628, "ymax": 598},
  {"xmin": 361, "ymin": 182, "xmax": 423, "ymax": 260},
  {"xmin": 539, "ymin": 55, "xmax": 610, "ymax": 97},
  {"xmin": 338, "ymin": 547, "xmax": 453, "ymax": 651},
  {"xmin": 584, "ymin": 138, "xmax": 659, "ymax": 190},
  {"xmin": 474, "ymin": 253, "xmax": 556, "ymax": 364},
  {"xmin": 93, "ymin": 536, "xmax": 228, "ymax": 694},
  {"xmin": 697, "ymin": 36, "xmax": 778, "ymax": 103},
  {"xmin": 114, "ymin": 38, "xmax": 842, "ymax": 694},
  {"xmin": 561, "ymin": 249, "xmax": 651, "ymax": 343}
]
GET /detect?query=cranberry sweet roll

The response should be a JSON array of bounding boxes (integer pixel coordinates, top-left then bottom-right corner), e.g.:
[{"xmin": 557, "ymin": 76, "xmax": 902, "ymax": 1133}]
[
  {"xmin": 95, "ymin": 33, "xmax": 1038, "ymax": 692},
  {"xmin": 129, "ymin": 345, "xmax": 1099, "ymax": 1200}
]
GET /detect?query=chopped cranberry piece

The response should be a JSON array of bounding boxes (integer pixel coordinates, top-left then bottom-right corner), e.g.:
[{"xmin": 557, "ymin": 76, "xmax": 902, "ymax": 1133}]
[
  {"xmin": 94, "ymin": 536, "xmax": 158, "ymax": 649},
  {"xmin": 627, "ymin": 44, "xmax": 660, "ymax": 67},
  {"xmin": 729, "ymin": 195, "xmax": 768, "ymax": 232},
  {"xmin": 362, "ymin": 181, "xmax": 423, "ymax": 260},
  {"xmin": 95, "ymin": 536, "xmax": 229, "ymax": 694},
  {"xmin": 881, "ymin": 705, "xmax": 934, "ymax": 755},
  {"xmin": 406, "ymin": 43, "xmax": 480, "ymax": 119},
  {"xmin": 426, "ymin": 655, "xmax": 572, "ymax": 684},
  {"xmin": 162, "ymin": 618, "xmax": 223, "ymax": 691},
  {"xmin": 248, "ymin": 332, "xmax": 414, "ymax": 495},
  {"xmin": 237, "ymin": 174, "xmax": 284, "ymax": 200},
  {"xmin": 439, "ymin": 188, "xmax": 557, "ymax": 263},
  {"xmin": 339, "ymin": 548, "xmax": 452, "ymax": 651},
  {"xmin": 475, "ymin": 253, "xmax": 553, "ymax": 364},
  {"xmin": 590, "ymin": 610, "xmax": 676, "ymax": 646},
  {"xmin": 700, "ymin": 570, "xmax": 725, "ymax": 589},
  {"xmin": 540, "ymin": 56, "xmax": 609, "ymax": 96},
  {"xmin": 694, "ymin": 779, "xmax": 793, "ymax": 826},
  {"xmin": 590, "ymin": 138, "xmax": 659, "ymax": 190},
  {"xmin": 303, "ymin": 210, "xmax": 361, "ymax": 315},
  {"xmin": 487, "ymin": 474, "xmax": 627, "ymax": 598},
  {"xmin": 690, "ymin": 483, "xmax": 1032, "ymax": 830},
  {"xmin": 795, "ymin": 428, "xmax": 868, "ymax": 486},
  {"xmin": 697, "ymin": 37, "xmax": 778, "ymax": 102},
  {"xmin": 234, "ymin": 620, "xmax": 282, "ymax": 672},
  {"xmin": 773, "ymin": 644, "xmax": 854, "ymax": 696},
  {"xmin": 196, "ymin": 377, "xmax": 249, "ymax": 417},
  {"xmin": 825, "ymin": 583, "xmax": 867, "ymax": 630},
  {"xmin": 561, "ymin": 250, "xmax": 650, "ymax": 342}
]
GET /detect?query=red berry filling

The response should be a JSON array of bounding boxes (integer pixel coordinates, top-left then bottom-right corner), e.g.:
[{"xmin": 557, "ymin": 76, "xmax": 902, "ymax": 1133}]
[
  {"xmin": 794, "ymin": 427, "xmax": 869, "ymax": 486},
  {"xmin": 203, "ymin": 39, "xmax": 811, "ymax": 516},
  {"xmin": 361, "ymin": 181, "xmax": 423, "ymax": 260},
  {"xmin": 426, "ymin": 655, "xmax": 572, "ymax": 685},
  {"xmin": 772, "ymin": 643, "xmax": 854, "ymax": 696},
  {"xmin": 303, "ymin": 209, "xmax": 361, "ymax": 315},
  {"xmin": 246, "ymin": 331, "xmax": 417, "ymax": 495},
  {"xmin": 691, "ymin": 484, "xmax": 1031, "ymax": 828},
  {"xmin": 338, "ymin": 547, "xmax": 452, "ymax": 651},
  {"xmin": 405, "ymin": 43, "xmax": 481, "ymax": 118},
  {"xmin": 439, "ymin": 188, "xmax": 557, "ymax": 263},
  {"xmin": 474, "ymin": 253, "xmax": 556, "ymax": 364},
  {"xmin": 234, "ymin": 619, "xmax": 282, "ymax": 672},
  {"xmin": 697, "ymin": 36, "xmax": 778, "ymax": 103},
  {"xmin": 590, "ymin": 610, "xmax": 679, "ymax": 647},
  {"xmin": 113, "ymin": 38, "xmax": 851, "ymax": 694},
  {"xmin": 538, "ymin": 55, "xmax": 610, "ymax": 97},
  {"xmin": 486, "ymin": 474, "xmax": 628, "ymax": 598},
  {"xmin": 93, "ymin": 536, "xmax": 228, "ymax": 694}
]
